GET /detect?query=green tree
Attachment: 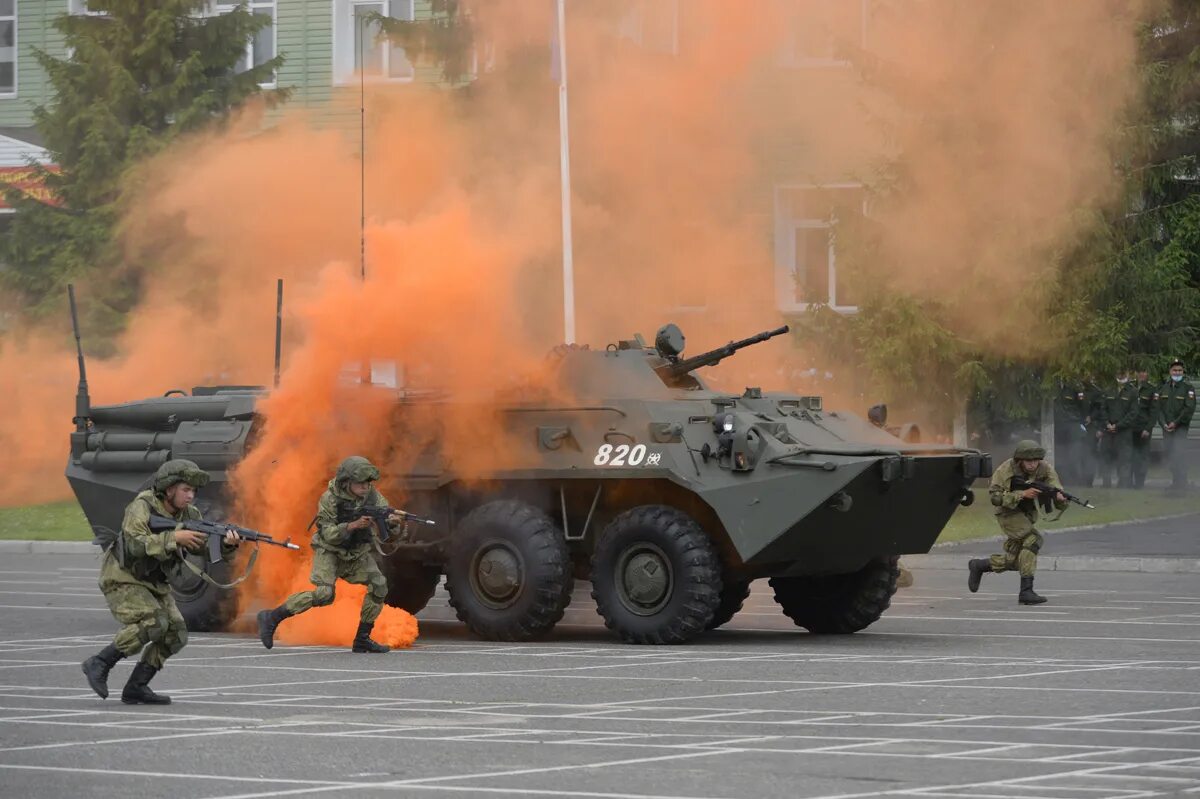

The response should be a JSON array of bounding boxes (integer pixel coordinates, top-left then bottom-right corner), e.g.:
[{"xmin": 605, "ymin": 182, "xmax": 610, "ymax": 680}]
[
  {"xmin": 799, "ymin": 2, "xmax": 1200, "ymax": 438},
  {"xmin": 373, "ymin": 0, "xmax": 476, "ymax": 86},
  {"xmin": 1, "ymin": 0, "xmax": 287, "ymax": 341}
]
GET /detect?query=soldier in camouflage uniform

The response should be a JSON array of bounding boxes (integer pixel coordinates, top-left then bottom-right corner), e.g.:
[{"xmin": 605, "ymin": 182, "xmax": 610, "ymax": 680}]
[
  {"xmin": 82, "ymin": 459, "xmax": 241, "ymax": 704},
  {"xmin": 1131, "ymin": 367, "xmax": 1157, "ymax": 489},
  {"xmin": 1158, "ymin": 359, "xmax": 1196, "ymax": 491},
  {"xmin": 1097, "ymin": 371, "xmax": 1139, "ymax": 488},
  {"xmin": 966, "ymin": 440, "xmax": 1066, "ymax": 605},
  {"xmin": 256, "ymin": 456, "xmax": 403, "ymax": 653}
]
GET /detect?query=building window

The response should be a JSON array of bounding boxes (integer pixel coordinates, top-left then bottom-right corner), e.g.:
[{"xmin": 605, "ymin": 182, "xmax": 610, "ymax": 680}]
[
  {"xmin": 333, "ymin": 0, "xmax": 415, "ymax": 86},
  {"xmin": 0, "ymin": 0, "xmax": 14, "ymax": 97},
  {"xmin": 618, "ymin": 0, "xmax": 678, "ymax": 56},
  {"xmin": 216, "ymin": 1, "xmax": 276, "ymax": 87},
  {"xmin": 777, "ymin": 0, "xmax": 866, "ymax": 68},
  {"xmin": 68, "ymin": 0, "xmax": 104, "ymax": 14},
  {"xmin": 775, "ymin": 184, "xmax": 864, "ymax": 312}
]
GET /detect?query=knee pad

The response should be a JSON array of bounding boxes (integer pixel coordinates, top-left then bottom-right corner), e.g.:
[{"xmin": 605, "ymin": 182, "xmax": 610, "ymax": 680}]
[
  {"xmin": 368, "ymin": 574, "xmax": 388, "ymax": 600},
  {"xmin": 141, "ymin": 611, "xmax": 168, "ymax": 643},
  {"xmin": 312, "ymin": 584, "xmax": 335, "ymax": 606},
  {"xmin": 1024, "ymin": 536, "xmax": 1042, "ymax": 554},
  {"xmin": 167, "ymin": 625, "xmax": 189, "ymax": 655}
]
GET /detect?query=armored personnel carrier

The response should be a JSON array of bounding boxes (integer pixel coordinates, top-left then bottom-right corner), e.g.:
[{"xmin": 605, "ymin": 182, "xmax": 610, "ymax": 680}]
[{"xmin": 67, "ymin": 308, "xmax": 991, "ymax": 644}]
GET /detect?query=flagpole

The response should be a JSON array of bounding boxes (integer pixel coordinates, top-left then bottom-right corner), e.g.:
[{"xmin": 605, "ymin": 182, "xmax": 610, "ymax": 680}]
[{"xmin": 556, "ymin": 0, "xmax": 576, "ymax": 344}]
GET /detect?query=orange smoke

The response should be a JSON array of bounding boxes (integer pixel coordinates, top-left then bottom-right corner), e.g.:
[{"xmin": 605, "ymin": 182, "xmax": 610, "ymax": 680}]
[
  {"xmin": 3, "ymin": 1, "xmax": 1148, "ymax": 612},
  {"xmin": 278, "ymin": 595, "xmax": 419, "ymax": 650}
]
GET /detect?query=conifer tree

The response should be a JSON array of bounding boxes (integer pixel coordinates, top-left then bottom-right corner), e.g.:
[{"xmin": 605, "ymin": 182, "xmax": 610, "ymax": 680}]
[{"xmin": 1, "ymin": 0, "xmax": 287, "ymax": 339}]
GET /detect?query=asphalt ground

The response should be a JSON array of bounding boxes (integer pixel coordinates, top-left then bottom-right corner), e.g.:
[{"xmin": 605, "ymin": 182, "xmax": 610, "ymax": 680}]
[{"xmin": 0, "ymin": 553, "xmax": 1197, "ymax": 799}]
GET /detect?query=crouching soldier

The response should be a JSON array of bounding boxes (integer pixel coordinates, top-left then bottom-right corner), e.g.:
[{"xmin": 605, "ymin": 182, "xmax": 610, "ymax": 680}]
[
  {"xmin": 82, "ymin": 459, "xmax": 241, "ymax": 704},
  {"xmin": 256, "ymin": 456, "xmax": 404, "ymax": 653},
  {"xmin": 967, "ymin": 440, "xmax": 1066, "ymax": 605}
]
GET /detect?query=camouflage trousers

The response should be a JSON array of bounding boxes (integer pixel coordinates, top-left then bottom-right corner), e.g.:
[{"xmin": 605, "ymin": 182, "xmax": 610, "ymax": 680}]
[
  {"xmin": 102, "ymin": 583, "xmax": 187, "ymax": 669},
  {"xmin": 283, "ymin": 548, "xmax": 388, "ymax": 623},
  {"xmin": 989, "ymin": 516, "xmax": 1043, "ymax": 578}
]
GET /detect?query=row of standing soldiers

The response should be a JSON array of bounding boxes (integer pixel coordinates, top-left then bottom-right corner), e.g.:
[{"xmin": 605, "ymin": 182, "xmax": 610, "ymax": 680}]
[{"xmin": 1057, "ymin": 359, "xmax": 1195, "ymax": 490}]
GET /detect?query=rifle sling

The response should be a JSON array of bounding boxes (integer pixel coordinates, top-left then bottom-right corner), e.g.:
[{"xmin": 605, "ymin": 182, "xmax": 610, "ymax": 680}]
[{"xmin": 177, "ymin": 544, "xmax": 259, "ymax": 589}]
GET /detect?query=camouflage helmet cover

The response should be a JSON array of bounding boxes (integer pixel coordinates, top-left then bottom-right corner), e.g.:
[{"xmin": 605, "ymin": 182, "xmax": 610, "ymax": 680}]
[
  {"xmin": 336, "ymin": 455, "xmax": 380, "ymax": 485},
  {"xmin": 1013, "ymin": 440, "xmax": 1045, "ymax": 460},
  {"xmin": 153, "ymin": 459, "xmax": 210, "ymax": 493}
]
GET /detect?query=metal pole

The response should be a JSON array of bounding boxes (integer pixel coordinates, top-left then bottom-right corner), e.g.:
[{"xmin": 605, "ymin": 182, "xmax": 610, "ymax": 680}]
[
  {"xmin": 556, "ymin": 0, "xmax": 576, "ymax": 343},
  {"xmin": 360, "ymin": 13, "xmax": 367, "ymax": 282},
  {"xmin": 273, "ymin": 278, "xmax": 283, "ymax": 388}
]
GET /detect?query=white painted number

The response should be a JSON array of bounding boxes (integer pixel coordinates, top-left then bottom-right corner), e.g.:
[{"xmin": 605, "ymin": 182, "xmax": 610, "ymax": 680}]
[
  {"xmin": 594, "ymin": 444, "xmax": 613, "ymax": 465},
  {"xmin": 594, "ymin": 444, "xmax": 655, "ymax": 467}
]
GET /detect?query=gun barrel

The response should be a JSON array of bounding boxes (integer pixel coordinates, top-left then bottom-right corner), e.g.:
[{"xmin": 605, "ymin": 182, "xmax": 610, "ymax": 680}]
[{"xmin": 664, "ymin": 325, "xmax": 791, "ymax": 378}]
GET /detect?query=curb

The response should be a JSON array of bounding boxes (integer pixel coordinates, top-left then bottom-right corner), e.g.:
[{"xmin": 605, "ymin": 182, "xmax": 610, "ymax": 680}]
[
  {"xmin": 906, "ymin": 554, "xmax": 1200, "ymax": 573},
  {"xmin": 0, "ymin": 540, "xmax": 96, "ymax": 555},
  {"xmin": 931, "ymin": 511, "xmax": 1200, "ymax": 550}
]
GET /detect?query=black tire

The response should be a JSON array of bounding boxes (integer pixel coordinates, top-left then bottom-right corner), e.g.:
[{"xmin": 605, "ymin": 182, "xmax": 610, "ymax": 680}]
[
  {"xmin": 169, "ymin": 503, "xmax": 237, "ymax": 632},
  {"xmin": 444, "ymin": 500, "xmax": 573, "ymax": 641},
  {"xmin": 706, "ymin": 577, "xmax": 752, "ymax": 631},
  {"xmin": 591, "ymin": 505, "xmax": 721, "ymax": 644},
  {"xmin": 381, "ymin": 558, "xmax": 442, "ymax": 614},
  {"xmin": 769, "ymin": 556, "xmax": 900, "ymax": 634}
]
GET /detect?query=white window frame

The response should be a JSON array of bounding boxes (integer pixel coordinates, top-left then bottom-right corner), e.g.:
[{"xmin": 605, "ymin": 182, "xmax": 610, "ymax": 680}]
[
  {"xmin": 774, "ymin": 183, "xmax": 864, "ymax": 314},
  {"xmin": 618, "ymin": 0, "xmax": 679, "ymax": 56},
  {"xmin": 68, "ymin": 0, "xmax": 105, "ymax": 15},
  {"xmin": 0, "ymin": 0, "xmax": 16, "ymax": 99},
  {"xmin": 332, "ymin": 0, "xmax": 416, "ymax": 87},
  {"xmin": 777, "ymin": 0, "xmax": 867, "ymax": 70},
  {"xmin": 215, "ymin": 1, "xmax": 277, "ymax": 89}
]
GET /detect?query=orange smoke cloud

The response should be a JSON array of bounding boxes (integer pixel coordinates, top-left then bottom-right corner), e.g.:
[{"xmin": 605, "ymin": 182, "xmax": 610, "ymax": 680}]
[{"xmin": 4, "ymin": 1, "xmax": 1149, "ymax": 629}]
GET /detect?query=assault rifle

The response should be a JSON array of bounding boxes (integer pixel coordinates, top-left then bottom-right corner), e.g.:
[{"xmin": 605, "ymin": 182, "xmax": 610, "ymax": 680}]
[
  {"xmin": 147, "ymin": 515, "xmax": 301, "ymax": 564},
  {"xmin": 1009, "ymin": 477, "xmax": 1096, "ymax": 513},
  {"xmin": 358, "ymin": 506, "xmax": 437, "ymax": 543}
]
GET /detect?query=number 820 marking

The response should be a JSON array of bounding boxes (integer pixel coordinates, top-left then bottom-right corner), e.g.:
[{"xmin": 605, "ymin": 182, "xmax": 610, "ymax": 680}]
[{"xmin": 594, "ymin": 443, "xmax": 647, "ymax": 466}]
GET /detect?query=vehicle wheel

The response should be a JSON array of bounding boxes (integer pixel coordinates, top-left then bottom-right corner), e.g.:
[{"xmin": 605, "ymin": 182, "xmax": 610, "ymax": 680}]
[
  {"xmin": 591, "ymin": 505, "xmax": 721, "ymax": 644},
  {"xmin": 381, "ymin": 559, "xmax": 442, "ymax": 614},
  {"xmin": 169, "ymin": 503, "xmax": 237, "ymax": 632},
  {"xmin": 444, "ymin": 500, "xmax": 573, "ymax": 641},
  {"xmin": 706, "ymin": 577, "xmax": 752, "ymax": 630},
  {"xmin": 769, "ymin": 556, "xmax": 899, "ymax": 634}
]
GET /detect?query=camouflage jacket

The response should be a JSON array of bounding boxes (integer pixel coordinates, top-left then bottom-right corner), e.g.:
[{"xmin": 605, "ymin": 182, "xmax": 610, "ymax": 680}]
[
  {"xmin": 989, "ymin": 458, "xmax": 1067, "ymax": 523},
  {"xmin": 100, "ymin": 490, "xmax": 225, "ymax": 595},
  {"xmin": 311, "ymin": 479, "xmax": 392, "ymax": 556}
]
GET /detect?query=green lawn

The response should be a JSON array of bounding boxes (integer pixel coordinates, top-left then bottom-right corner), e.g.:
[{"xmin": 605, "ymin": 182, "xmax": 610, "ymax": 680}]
[
  {"xmin": 0, "ymin": 501, "xmax": 93, "ymax": 541},
  {"xmin": 937, "ymin": 486, "xmax": 1200, "ymax": 544}
]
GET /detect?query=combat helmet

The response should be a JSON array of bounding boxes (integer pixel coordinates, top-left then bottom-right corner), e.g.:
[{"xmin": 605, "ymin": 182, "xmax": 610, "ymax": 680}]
[
  {"xmin": 336, "ymin": 455, "xmax": 380, "ymax": 485},
  {"xmin": 1013, "ymin": 440, "xmax": 1045, "ymax": 460},
  {"xmin": 153, "ymin": 459, "xmax": 210, "ymax": 493}
]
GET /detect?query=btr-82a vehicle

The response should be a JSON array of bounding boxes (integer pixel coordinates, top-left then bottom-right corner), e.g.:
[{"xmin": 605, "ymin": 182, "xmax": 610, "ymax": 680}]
[{"xmin": 67, "ymin": 304, "xmax": 991, "ymax": 644}]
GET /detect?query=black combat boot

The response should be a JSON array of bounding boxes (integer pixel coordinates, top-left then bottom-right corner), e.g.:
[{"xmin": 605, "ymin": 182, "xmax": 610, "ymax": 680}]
[
  {"xmin": 121, "ymin": 661, "xmax": 171, "ymax": 705},
  {"xmin": 81, "ymin": 644, "xmax": 125, "ymax": 699},
  {"xmin": 1018, "ymin": 576, "xmax": 1047, "ymax": 605},
  {"xmin": 351, "ymin": 621, "xmax": 390, "ymax": 653},
  {"xmin": 967, "ymin": 559, "xmax": 992, "ymax": 593},
  {"xmin": 256, "ymin": 604, "xmax": 292, "ymax": 650}
]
